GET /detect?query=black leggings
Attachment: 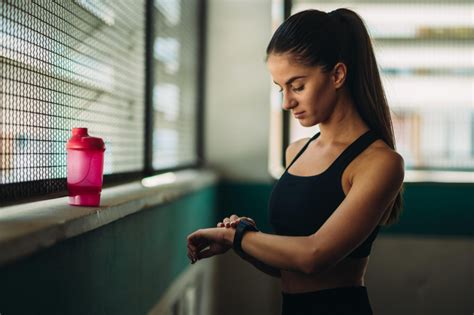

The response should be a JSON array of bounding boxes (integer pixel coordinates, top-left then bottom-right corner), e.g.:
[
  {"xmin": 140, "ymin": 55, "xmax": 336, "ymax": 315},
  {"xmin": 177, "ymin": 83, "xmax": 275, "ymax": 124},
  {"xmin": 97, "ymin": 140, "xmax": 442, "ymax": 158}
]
[{"xmin": 281, "ymin": 286, "xmax": 373, "ymax": 315}]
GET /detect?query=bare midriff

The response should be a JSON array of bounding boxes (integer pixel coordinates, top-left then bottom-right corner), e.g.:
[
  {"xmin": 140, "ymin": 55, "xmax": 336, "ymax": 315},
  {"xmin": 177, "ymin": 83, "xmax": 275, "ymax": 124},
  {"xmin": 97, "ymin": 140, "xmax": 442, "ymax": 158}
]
[{"xmin": 280, "ymin": 256, "xmax": 369, "ymax": 293}]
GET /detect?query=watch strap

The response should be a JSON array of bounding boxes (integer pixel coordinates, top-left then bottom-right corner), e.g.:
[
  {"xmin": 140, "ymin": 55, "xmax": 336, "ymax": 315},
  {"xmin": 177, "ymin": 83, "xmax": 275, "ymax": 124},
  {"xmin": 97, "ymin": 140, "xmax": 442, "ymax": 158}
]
[{"xmin": 233, "ymin": 220, "xmax": 258, "ymax": 257}]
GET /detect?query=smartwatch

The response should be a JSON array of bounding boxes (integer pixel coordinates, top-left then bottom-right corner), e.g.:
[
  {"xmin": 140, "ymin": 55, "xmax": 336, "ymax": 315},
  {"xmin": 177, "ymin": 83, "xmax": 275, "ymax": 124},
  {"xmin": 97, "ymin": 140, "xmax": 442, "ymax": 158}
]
[{"xmin": 233, "ymin": 219, "xmax": 259, "ymax": 257}]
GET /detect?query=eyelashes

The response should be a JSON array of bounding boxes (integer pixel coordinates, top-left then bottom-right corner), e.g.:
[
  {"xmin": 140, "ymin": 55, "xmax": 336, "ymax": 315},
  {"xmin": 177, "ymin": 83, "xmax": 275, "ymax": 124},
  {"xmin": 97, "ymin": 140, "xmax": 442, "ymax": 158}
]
[{"xmin": 278, "ymin": 86, "xmax": 304, "ymax": 93}]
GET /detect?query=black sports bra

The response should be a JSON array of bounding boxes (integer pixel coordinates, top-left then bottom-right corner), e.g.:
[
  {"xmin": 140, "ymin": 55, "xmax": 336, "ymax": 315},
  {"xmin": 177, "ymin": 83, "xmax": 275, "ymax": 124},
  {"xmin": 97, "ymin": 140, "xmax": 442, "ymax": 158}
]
[{"xmin": 268, "ymin": 130, "xmax": 381, "ymax": 259}]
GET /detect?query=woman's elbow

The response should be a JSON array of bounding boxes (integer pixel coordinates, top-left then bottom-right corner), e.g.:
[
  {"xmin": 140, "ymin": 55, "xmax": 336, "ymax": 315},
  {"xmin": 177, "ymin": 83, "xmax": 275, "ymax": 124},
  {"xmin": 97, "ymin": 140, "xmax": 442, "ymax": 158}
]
[
  {"xmin": 299, "ymin": 246, "xmax": 330, "ymax": 275},
  {"xmin": 300, "ymin": 260, "xmax": 315, "ymax": 275}
]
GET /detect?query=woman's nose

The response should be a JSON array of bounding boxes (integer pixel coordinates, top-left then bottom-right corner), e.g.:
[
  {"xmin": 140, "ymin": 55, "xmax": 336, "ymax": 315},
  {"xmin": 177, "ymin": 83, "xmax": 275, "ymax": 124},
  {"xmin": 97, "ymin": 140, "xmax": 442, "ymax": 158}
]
[{"xmin": 282, "ymin": 93, "xmax": 297, "ymax": 111}]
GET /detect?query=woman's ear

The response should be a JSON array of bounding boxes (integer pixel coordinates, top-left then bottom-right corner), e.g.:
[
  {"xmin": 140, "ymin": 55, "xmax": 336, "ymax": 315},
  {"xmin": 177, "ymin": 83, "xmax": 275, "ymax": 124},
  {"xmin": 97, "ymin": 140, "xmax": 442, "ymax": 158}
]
[{"xmin": 332, "ymin": 62, "xmax": 347, "ymax": 89}]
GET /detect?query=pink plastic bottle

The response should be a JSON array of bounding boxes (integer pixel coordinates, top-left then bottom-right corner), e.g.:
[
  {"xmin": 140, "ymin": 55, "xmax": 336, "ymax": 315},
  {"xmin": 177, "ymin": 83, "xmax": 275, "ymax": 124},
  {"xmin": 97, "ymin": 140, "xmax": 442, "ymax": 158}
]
[{"xmin": 66, "ymin": 128, "xmax": 105, "ymax": 206}]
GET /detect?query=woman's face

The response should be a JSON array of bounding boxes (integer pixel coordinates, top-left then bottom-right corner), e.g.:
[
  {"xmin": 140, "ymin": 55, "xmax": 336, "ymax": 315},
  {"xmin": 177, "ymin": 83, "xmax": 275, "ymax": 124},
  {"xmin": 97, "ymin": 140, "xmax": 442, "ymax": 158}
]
[{"xmin": 267, "ymin": 53, "xmax": 337, "ymax": 127}]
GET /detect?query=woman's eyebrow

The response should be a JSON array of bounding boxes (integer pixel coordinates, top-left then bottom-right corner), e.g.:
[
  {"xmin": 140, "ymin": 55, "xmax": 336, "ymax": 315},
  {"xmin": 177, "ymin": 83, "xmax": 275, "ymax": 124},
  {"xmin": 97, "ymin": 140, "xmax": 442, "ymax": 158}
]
[{"xmin": 273, "ymin": 75, "xmax": 307, "ymax": 86}]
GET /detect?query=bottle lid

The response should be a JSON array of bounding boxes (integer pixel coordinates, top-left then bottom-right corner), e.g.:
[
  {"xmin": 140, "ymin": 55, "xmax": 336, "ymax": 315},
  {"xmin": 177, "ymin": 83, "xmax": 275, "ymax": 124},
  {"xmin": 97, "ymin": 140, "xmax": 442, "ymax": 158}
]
[{"xmin": 67, "ymin": 128, "xmax": 105, "ymax": 151}]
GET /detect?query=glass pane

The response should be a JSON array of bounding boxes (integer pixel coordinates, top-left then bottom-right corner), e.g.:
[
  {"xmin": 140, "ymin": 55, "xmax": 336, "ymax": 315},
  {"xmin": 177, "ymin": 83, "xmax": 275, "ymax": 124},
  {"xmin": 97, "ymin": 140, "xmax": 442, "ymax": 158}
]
[{"xmin": 152, "ymin": 0, "xmax": 199, "ymax": 170}]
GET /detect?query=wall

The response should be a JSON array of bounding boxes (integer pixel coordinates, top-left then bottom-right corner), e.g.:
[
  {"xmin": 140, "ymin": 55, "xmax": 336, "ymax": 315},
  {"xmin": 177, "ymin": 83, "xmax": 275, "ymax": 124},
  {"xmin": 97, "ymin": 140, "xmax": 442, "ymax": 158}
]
[
  {"xmin": 0, "ymin": 182, "xmax": 471, "ymax": 315},
  {"xmin": 204, "ymin": 1, "xmax": 282, "ymax": 313},
  {"xmin": 0, "ymin": 186, "xmax": 218, "ymax": 315},
  {"xmin": 204, "ymin": 1, "xmax": 473, "ymax": 314},
  {"xmin": 205, "ymin": 0, "xmax": 274, "ymax": 183}
]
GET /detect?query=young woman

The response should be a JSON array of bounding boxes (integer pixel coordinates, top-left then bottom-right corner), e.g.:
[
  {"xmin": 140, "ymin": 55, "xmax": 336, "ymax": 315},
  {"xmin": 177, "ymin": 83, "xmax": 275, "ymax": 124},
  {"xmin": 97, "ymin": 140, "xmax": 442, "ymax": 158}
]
[{"xmin": 187, "ymin": 8, "xmax": 404, "ymax": 314}]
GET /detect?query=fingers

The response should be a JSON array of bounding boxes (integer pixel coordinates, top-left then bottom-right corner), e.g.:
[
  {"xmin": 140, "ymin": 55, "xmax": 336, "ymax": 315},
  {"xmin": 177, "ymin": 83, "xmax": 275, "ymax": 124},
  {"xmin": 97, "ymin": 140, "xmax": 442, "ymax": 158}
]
[
  {"xmin": 188, "ymin": 249, "xmax": 196, "ymax": 264},
  {"xmin": 186, "ymin": 228, "xmax": 222, "ymax": 264},
  {"xmin": 242, "ymin": 217, "xmax": 256, "ymax": 227},
  {"xmin": 189, "ymin": 244, "xmax": 216, "ymax": 263},
  {"xmin": 187, "ymin": 237, "xmax": 198, "ymax": 263},
  {"xmin": 188, "ymin": 241, "xmax": 206, "ymax": 264},
  {"xmin": 188, "ymin": 232, "xmax": 209, "ymax": 252},
  {"xmin": 197, "ymin": 248, "xmax": 214, "ymax": 259},
  {"xmin": 187, "ymin": 244, "xmax": 196, "ymax": 264},
  {"xmin": 244, "ymin": 217, "xmax": 255, "ymax": 224},
  {"xmin": 217, "ymin": 218, "xmax": 230, "ymax": 227},
  {"xmin": 187, "ymin": 230, "xmax": 203, "ymax": 263},
  {"xmin": 223, "ymin": 214, "xmax": 235, "ymax": 227},
  {"xmin": 229, "ymin": 214, "xmax": 239, "ymax": 227},
  {"xmin": 186, "ymin": 226, "xmax": 235, "ymax": 264},
  {"xmin": 187, "ymin": 239, "xmax": 213, "ymax": 264},
  {"xmin": 217, "ymin": 214, "xmax": 256, "ymax": 228},
  {"xmin": 221, "ymin": 214, "xmax": 240, "ymax": 228}
]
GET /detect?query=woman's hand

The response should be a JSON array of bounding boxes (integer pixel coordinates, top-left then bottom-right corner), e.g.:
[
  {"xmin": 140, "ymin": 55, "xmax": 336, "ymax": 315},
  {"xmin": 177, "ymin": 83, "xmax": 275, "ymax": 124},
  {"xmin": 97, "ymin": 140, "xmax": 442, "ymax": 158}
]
[
  {"xmin": 186, "ymin": 214, "xmax": 256, "ymax": 264},
  {"xmin": 217, "ymin": 214, "xmax": 256, "ymax": 229},
  {"xmin": 186, "ymin": 227, "xmax": 235, "ymax": 264}
]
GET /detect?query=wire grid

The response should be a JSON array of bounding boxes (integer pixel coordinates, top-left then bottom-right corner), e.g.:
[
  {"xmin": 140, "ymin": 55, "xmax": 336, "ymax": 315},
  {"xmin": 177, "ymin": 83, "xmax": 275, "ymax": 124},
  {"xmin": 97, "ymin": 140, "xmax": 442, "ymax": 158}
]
[{"xmin": 1, "ymin": 0, "xmax": 145, "ymax": 202}]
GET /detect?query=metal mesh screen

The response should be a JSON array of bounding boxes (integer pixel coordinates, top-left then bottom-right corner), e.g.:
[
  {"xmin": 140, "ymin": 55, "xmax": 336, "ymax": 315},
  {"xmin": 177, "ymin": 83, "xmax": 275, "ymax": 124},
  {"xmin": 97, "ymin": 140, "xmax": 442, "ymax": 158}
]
[{"xmin": 1, "ymin": 0, "xmax": 145, "ymax": 202}]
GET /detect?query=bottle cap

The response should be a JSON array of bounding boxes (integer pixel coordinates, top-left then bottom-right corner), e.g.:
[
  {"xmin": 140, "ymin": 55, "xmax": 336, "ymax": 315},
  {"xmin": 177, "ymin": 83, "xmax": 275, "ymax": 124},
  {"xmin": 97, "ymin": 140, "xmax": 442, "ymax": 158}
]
[{"xmin": 67, "ymin": 127, "xmax": 105, "ymax": 151}]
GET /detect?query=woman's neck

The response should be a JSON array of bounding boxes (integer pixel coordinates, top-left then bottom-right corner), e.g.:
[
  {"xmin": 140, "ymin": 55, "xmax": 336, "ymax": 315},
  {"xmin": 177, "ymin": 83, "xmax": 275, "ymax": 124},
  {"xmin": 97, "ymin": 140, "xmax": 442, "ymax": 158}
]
[{"xmin": 318, "ymin": 94, "xmax": 369, "ymax": 145}]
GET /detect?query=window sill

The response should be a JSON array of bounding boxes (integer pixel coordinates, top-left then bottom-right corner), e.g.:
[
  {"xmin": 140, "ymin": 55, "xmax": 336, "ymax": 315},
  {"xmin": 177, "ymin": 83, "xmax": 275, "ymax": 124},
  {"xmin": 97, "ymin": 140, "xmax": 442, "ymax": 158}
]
[
  {"xmin": 403, "ymin": 170, "xmax": 474, "ymax": 183},
  {"xmin": 0, "ymin": 169, "xmax": 218, "ymax": 267}
]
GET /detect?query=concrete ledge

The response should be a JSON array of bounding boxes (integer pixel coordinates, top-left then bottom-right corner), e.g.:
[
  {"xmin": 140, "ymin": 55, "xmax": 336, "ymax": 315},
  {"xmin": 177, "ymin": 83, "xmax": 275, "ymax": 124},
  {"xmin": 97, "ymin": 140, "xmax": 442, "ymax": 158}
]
[{"xmin": 0, "ymin": 169, "xmax": 219, "ymax": 266}]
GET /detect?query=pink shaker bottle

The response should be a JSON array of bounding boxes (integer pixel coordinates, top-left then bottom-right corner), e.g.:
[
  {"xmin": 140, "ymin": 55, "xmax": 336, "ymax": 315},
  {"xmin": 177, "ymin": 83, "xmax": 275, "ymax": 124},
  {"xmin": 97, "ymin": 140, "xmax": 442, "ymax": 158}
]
[{"xmin": 66, "ymin": 128, "xmax": 105, "ymax": 206}]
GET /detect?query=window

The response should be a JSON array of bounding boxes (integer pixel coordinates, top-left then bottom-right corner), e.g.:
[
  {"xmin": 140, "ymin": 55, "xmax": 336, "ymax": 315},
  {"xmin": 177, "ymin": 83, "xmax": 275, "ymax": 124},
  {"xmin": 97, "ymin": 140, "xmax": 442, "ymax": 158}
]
[
  {"xmin": 0, "ymin": 0, "xmax": 205, "ymax": 204},
  {"xmin": 268, "ymin": 0, "xmax": 474, "ymax": 178}
]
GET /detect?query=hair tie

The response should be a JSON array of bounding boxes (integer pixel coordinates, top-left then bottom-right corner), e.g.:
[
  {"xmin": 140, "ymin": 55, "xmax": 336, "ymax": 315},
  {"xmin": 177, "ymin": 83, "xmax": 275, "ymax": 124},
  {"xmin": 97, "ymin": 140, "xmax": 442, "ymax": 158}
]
[
  {"xmin": 328, "ymin": 10, "xmax": 340, "ymax": 22},
  {"xmin": 327, "ymin": 10, "xmax": 342, "ymax": 31}
]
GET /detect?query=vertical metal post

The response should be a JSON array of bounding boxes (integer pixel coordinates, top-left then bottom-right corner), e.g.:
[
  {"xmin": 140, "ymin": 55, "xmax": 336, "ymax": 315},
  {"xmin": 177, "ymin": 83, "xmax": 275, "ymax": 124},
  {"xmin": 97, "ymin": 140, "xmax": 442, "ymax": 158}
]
[
  {"xmin": 196, "ymin": 0, "xmax": 208, "ymax": 167},
  {"xmin": 282, "ymin": 0, "xmax": 292, "ymax": 165},
  {"xmin": 144, "ymin": 0, "xmax": 155, "ymax": 176}
]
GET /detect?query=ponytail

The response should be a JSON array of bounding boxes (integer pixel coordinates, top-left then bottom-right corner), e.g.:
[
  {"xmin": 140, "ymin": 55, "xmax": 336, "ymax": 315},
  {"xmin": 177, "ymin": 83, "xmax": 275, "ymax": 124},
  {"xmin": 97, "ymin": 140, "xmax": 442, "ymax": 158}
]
[{"xmin": 330, "ymin": 9, "xmax": 403, "ymax": 225}]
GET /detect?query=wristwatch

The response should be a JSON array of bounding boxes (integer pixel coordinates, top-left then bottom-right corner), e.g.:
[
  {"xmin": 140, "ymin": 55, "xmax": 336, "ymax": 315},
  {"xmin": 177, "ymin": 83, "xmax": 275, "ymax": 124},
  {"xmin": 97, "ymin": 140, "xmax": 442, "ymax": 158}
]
[{"xmin": 233, "ymin": 219, "xmax": 259, "ymax": 257}]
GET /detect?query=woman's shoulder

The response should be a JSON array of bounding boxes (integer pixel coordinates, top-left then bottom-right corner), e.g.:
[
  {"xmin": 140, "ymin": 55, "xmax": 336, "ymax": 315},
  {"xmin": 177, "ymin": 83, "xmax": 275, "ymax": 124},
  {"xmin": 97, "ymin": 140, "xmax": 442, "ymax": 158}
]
[
  {"xmin": 354, "ymin": 139, "xmax": 405, "ymax": 180},
  {"xmin": 368, "ymin": 139, "xmax": 404, "ymax": 163}
]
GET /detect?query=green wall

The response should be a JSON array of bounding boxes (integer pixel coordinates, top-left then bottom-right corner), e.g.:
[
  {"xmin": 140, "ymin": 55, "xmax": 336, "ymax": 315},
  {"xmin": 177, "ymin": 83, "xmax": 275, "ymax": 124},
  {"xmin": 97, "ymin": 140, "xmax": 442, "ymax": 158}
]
[
  {"xmin": 384, "ymin": 182, "xmax": 474, "ymax": 236},
  {"xmin": 1, "ymin": 180, "xmax": 472, "ymax": 315},
  {"xmin": 218, "ymin": 181, "xmax": 474, "ymax": 237},
  {"xmin": 0, "ymin": 186, "xmax": 218, "ymax": 315}
]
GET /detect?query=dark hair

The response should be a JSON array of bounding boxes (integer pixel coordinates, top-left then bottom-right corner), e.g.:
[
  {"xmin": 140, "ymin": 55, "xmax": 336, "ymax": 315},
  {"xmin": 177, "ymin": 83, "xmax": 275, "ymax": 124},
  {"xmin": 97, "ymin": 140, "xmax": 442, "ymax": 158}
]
[{"xmin": 267, "ymin": 9, "xmax": 403, "ymax": 226}]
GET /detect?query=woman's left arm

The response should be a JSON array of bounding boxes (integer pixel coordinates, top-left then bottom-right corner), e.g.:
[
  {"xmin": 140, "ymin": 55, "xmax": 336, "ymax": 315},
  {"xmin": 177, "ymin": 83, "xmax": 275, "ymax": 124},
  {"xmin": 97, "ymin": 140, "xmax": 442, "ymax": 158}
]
[{"xmin": 189, "ymin": 151, "xmax": 404, "ymax": 275}]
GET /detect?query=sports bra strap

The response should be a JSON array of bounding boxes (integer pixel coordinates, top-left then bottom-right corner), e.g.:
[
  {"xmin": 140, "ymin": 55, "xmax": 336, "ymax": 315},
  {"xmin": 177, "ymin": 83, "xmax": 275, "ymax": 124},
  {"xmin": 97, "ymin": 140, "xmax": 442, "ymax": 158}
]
[
  {"xmin": 285, "ymin": 132, "xmax": 320, "ymax": 171},
  {"xmin": 284, "ymin": 130, "xmax": 379, "ymax": 173},
  {"xmin": 334, "ymin": 130, "xmax": 379, "ymax": 172}
]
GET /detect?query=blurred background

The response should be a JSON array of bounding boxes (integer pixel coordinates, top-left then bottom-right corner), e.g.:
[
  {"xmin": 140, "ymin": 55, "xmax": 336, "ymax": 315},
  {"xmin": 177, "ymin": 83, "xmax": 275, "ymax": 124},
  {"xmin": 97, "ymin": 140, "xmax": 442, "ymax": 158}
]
[{"xmin": 1, "ymin": 0, "xmax": 473, "ymax": 314}]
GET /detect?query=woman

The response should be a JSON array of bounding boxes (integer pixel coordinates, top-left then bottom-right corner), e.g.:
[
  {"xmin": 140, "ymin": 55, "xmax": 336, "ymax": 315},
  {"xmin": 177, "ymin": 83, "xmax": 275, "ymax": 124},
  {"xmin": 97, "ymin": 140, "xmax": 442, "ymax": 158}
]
[{"xmin": 187, "ymin": 8, "xmax": 404, "ymax": 315}]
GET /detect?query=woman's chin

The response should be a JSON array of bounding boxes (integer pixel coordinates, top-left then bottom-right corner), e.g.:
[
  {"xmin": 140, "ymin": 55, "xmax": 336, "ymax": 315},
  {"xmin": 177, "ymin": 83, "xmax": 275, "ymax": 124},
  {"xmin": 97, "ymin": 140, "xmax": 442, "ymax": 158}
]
[{"xmin": 298, "ymin": 118, "xmax": 317, "ymax": 127}]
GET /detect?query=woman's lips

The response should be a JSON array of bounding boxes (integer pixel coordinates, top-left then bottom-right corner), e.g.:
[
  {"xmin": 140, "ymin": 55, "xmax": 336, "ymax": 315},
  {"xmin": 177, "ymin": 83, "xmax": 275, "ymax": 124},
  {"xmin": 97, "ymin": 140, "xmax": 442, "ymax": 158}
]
[{"xmin": 293, "ymin": 111, "xmax": 305, "ymax": 118}]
